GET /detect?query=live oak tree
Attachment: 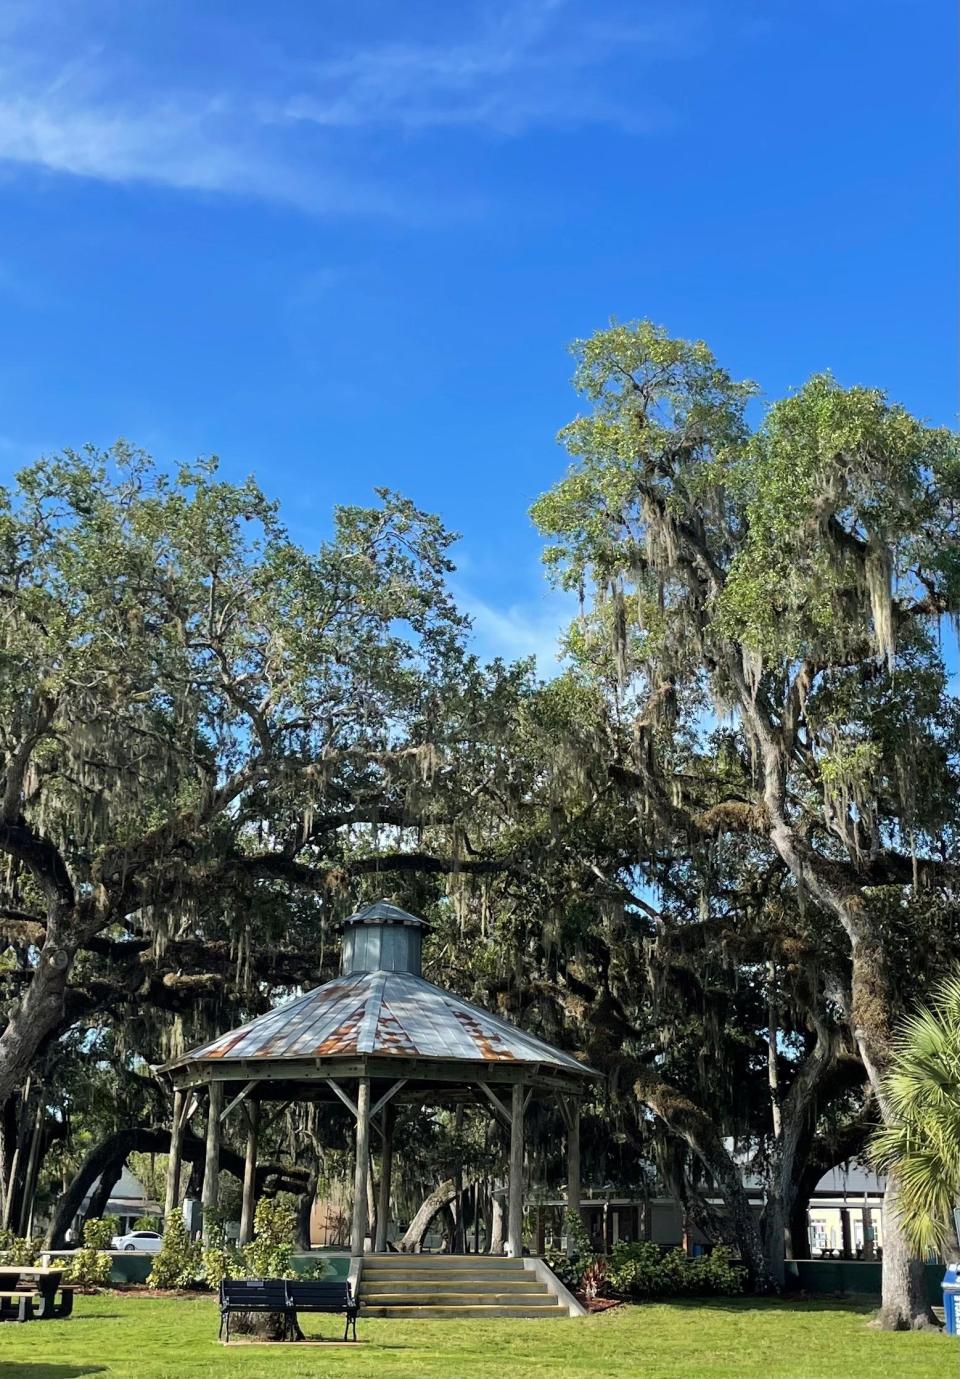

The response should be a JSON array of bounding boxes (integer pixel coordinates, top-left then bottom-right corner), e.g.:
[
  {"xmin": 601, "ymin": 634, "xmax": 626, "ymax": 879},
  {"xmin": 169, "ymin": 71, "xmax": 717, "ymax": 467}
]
[
  {"xmin": 0, "ymin": 444, "xmax": 512, "ymax": 1120},
  {"xmin": 531, "ymin": 321, "xmax": 960, "ymax": 1328}
]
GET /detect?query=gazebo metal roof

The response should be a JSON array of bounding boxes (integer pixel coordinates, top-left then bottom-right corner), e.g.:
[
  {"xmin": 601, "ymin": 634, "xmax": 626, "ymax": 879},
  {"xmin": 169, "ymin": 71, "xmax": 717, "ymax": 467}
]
[
  {"xmin": 159, "ymin": 898, "xmax": 598, "ymax": 1095},
  {"xmin": 165, "ymin": 969, "xmax": 592, "ymax": 1076}
]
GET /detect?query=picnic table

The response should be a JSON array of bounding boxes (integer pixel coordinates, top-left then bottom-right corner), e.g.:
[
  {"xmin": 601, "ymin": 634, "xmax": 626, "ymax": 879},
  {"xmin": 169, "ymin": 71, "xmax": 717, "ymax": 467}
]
[{"xmin": 0, "ymin": 1265, "xmax": 74, "ymax": 1322}]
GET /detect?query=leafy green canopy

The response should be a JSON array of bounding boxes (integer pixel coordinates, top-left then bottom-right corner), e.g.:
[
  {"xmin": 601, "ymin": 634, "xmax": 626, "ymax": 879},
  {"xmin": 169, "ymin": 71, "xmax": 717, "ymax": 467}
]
[
  {"xmin": 532, "ymin": 319, "xmax": 960, "ymax": 871},
  {"xmin": 0, "ymin": 442, "xmax": 489, "ymax": 1100}
]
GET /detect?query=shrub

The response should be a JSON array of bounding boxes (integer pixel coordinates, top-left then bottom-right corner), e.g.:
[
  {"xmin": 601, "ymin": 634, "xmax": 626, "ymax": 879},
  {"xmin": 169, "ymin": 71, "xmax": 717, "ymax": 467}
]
[
  {"xmin": 133, "ymin": 1215, "xmax": 162, "ymax": 1232},
  {"xmin": 83, "ymin": 1216, "xmax": 119, "ymax": 1250},
  {"xmin": 581, "ymin": 1255, "xmax": 608, "ymax": 1300},
  {"xmin": 606, "ymin": 1241, "xmax": 746, "ymax": 1299},
  {"xmin": 607, "ymin": 1241, "xmax": 676, "ymax": 1298},
  {"xmin": 542, "ymin": 1209, "xmax": 601, "ymax": 1294},
  {"xmin": 148, "ymin": 1208, "xmax": 203, "ymax": 1289},
  {"xmin": 543, "ymin": 1246, "xmax": 580, "ymax": 1291},
  {"xmin": 148, "ymin": 1198, "xmax": 302, "ymax": 1291},
  {"xmin": 241, "ymin": 1199, "xmax": 297, "ymax": 1280},
  {"xmin": 52, "ymin": 1217, "xmax": 117, "ymax": 1288},
  {"xmin": 0, "ymin": 1229, "xmax": 42, "ymax": 1266},
  {"xmin": 686, "ymin": 1245, "xmax": 746, "ymax": 1295}
]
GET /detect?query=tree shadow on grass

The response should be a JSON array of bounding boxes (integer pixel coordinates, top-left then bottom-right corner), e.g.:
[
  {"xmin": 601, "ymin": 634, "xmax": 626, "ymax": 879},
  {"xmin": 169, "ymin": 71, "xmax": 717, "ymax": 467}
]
[
  {"xmin": 639, "ymin": 1296, "xmax": 878, "ymax": 1317},
  {"xmin": 0, "ymin": 1366, "xmax": 106, "ymax": 1378}
]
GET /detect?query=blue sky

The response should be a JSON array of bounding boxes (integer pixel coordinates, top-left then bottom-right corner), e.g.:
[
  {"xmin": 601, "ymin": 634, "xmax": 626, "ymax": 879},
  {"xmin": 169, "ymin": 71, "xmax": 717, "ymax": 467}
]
[{"xmin": 0, "ymin": 0, "xmax": 955, "ymax": 671}]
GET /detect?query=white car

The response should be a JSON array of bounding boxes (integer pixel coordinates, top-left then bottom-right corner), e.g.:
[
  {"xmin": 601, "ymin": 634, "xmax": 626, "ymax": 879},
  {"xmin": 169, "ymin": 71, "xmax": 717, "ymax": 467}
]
[{"xmin": 111, "ymin": 1229, "xmax": 163, "ymax": 1253}]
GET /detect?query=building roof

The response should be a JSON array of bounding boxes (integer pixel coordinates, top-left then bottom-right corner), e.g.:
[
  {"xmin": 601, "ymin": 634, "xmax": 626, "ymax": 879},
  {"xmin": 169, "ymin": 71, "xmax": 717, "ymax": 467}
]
[{"xmin": 164, "ymin": 968, "xmax": 596, "ymax": 1080}]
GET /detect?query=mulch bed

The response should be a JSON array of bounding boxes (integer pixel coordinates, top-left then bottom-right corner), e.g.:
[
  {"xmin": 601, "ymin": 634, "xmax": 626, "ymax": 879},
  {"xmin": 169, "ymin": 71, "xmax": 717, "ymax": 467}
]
[{"xmin": 578, "ymin": 1295, "xmax": 623, "ymax": 1314}]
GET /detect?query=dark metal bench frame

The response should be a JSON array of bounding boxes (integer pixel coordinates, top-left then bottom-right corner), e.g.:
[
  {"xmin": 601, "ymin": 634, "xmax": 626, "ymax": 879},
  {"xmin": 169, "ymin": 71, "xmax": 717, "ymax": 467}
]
[
  {"xmin": 287, "ymin": 1279, "xmax": 359, "ymax": 1341},
  {"xmin": 219, "ymin": 1278, "xmax": 359, "ymax": 1343},
  {"xmin": 219, "ymin": 1279, "xmax": 296, "ymax": 1343}
]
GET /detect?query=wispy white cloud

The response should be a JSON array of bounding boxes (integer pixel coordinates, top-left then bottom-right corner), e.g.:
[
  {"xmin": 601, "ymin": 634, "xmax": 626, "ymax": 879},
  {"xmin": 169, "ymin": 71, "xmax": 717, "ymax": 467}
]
[
  {"xmin": 0, "ymin": 0, "xmax": 698, "ymax": 213},
  {"xmin": 0, "ymin": 75, "xmax": 409, "ymax": 217},
  {"xmin": 284, "ymin": 0, "xmax": 689, "ymax": 136},
  {"xmin": 457, "ymin": 583, "xmax": 575, "ymax": 679}
]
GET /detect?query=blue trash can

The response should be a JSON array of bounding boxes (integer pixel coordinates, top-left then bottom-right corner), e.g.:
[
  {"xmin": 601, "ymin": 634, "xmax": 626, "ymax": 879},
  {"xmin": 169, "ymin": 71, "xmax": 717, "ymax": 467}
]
[{"xmin": 943, "ymin": 1264, "xmax": 960, "ymax": 1335}]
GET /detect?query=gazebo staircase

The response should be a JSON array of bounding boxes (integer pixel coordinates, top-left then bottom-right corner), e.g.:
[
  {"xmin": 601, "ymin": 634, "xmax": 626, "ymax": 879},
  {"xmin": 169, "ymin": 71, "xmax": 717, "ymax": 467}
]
[{"xmin": 357, "ymin": 1254, "xmax": 578, "ymax": 1318}]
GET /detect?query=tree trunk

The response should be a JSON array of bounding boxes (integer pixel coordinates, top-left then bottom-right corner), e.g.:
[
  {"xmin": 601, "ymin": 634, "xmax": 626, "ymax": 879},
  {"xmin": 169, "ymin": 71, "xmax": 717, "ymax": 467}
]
[
  {"xmin": 875, "ymin": 1170, "xmax": 939, "ymax": 1330},
  {"xmin": 489, "ymin": 1185, "xmax": 505, "ymax": 1255},
  {"xmin": 45, "ymin": 1132, "xmax": 135, "ymax": 1248},
  {"xmin": 239, "ymin": 1101, "xmax": 259, "ymax": 1247},
  {"xmin": 758, "ymin": 753, "xmax": 938, "ymax": 1326},
  {"xmin": 2, "ymin": 1081, "xmax": 33, "ymax": 1233},
  {"xmin": 761, "ymin": 1193, "xmax": 787, "ymax": 1290},
  {"xmin": 0, "ymin": 925, "xmax": 76, "ymax": 1107},
  {"xmin": 18, "ymin": 1101, "xmax": 45, "ymax": 1237},
  {"xmin": 634, "ymin": 1069, "xmax": 773, "ymax": 1291},
  {"xmin": 83, "ymin": 1157, "xmax": 123, "ymax": 1232},
  {"xmin": 44, "ymin": 1124, "xmax": 308, "ymax": 1249},
  {"xmin": 296, "ymin": 1168, "xmax": 317, "ymax": 1251},
  {"xmin": 398, "ymin": 1178, "xmax": 456, "ymax": 1253},
  {"xmin": 788, "ymin": 1192, "xmax": 811, "ymax": 1260}
]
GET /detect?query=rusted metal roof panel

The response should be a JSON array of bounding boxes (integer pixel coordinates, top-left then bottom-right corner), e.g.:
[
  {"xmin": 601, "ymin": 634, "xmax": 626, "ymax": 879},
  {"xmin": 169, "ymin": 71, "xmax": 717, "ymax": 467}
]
[{"xmin": 170, "ymin": 969, "xmax": 593, "ymax": 1076}]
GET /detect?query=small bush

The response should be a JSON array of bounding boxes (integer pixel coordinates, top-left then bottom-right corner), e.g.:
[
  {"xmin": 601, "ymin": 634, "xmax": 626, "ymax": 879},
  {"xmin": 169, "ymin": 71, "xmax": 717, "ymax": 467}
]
[
  {"xmin": 148, "ymin": 1208, "xmax": 203, "ymax": 1289},
  {"xmin": 686, "ymin": 1245, "xmax": 746, "ymax": 1295},
  {"xmin": 83, "ymin": 1216, "xmax": 119, "ymax": 1251},
  {"xmin": 52, "ymin": 1217, "xmax": 117, "ymax": 1288},
  {"xmin": 241, "ymin": 1199, "xmax": 297, "ymax": 1280},
  {"xmin": 149, "ymin": 1199, "xmax": 302, "ymax": 1291},
  {"xmin": 581, "ymin": 1255, "xmax": 607, "ymax": 1300},
  {"xmin": 133, "ymin": 1215, "xmax": 162, "ymax": 1232},
  {"xmin": 607, "ymin": 1241, "xmax": 746, "ymax": 1299},
  {"xmin": 543, "ymin": 1246, "xmax": 580, "ymax": 1291},
  {"xmin": 0, "ymin": 1229, "xmax": 42, "ymax": 1265},
  {"xmin": 199, "ymin": 1210, "xmax": 242, "ymax": 1289}
]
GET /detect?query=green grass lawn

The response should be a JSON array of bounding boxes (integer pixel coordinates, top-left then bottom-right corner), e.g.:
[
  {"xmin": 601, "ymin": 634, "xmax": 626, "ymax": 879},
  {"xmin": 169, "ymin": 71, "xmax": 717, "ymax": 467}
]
[{"xmin": 0, "ymin": 1292, "xmax": 953, "ymax": 1379}]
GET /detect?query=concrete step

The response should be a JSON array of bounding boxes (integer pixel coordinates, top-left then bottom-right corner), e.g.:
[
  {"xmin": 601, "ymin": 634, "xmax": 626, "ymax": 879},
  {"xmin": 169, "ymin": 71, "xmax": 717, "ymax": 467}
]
[
  {"xmin": 361, "ymin": 1291, "xmax": 556, "ymax": 1306},
  {"xmin": 364, "ymin": 1307, "xmax": 565, "ymax": 1318},
  {"xmin": 360, "ymin": 1277, "xmax": 544, "ymax": 1295},
  {"xmin": 363, "ymin": 1255, "xmax": 527, "ymax": 1268},
  {"xmin": 362, "ymin": 1268, "xmax": 528, "ymax": 1282}
]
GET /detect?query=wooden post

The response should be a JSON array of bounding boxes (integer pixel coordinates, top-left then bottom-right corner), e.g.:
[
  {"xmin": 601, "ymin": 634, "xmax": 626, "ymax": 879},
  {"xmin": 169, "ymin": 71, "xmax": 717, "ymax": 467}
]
[
  {"xmin": 164, "ymin": 1088, "xmax": 185, "ymax": 1222},
  {"xmin": 350, "ymin": 1077, "xmax": 371, "ymax": 1257},
  {"xmin": 566, "ymin": 1101, "xmax": 581, "ymax": 1232},
  {"xmin": 18, "ymin": 1102, "xmax": 43, "ymax": 1238},
  {"xmin": 375, "ymin": 1104, "xmax": 394, "ymax": 1252},
  {"xmin": 506, "ymin": 1081, "xmax": 524, "ymax": 1257},
  {"xmin": 201, "ymin": 1082, "xmax": 223, "ymax": 1244},
  {"xmin": 239, "ymin": 1100, "xmax": 259, "ymax": 1246}
]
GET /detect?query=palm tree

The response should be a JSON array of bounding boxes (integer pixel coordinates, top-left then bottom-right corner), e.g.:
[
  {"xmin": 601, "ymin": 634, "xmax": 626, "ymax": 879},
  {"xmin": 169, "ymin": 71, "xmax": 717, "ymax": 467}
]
[{"xmin": 871, "ymin": 974, "xmax": 960, "ymax": 1257}]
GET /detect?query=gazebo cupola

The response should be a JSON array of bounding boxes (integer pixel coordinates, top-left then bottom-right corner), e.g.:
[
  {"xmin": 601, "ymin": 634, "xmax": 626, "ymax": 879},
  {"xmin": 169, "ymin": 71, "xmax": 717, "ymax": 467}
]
[
  {"xmin": 340, "ymin": 899, "xmax": 427, "ymax": 977},
  {"xmin": 159, "ymin": 898, "xmax": 600, "ymax": 1263}
]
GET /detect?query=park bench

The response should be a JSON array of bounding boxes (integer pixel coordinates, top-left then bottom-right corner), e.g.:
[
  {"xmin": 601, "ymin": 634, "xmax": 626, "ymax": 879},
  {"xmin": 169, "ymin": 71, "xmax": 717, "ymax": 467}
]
[
  {"xmin": 219, "ymin": 1278, "xmax": 360, "ymax": 1342},
  {"xmin": 219, "ymin": 1279, "xmax": 296, "ymax": 1342},
  {"xmin": 287, "ymin": 1279, "xmax": 359, "ymax": 1341}
]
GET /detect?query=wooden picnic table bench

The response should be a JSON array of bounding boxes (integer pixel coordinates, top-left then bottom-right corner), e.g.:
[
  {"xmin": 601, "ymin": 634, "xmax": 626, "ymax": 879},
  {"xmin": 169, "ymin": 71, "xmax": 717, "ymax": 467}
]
[{"xmin": 0, "ymin": 1266, "xmax": 73, "ymax": 1321}]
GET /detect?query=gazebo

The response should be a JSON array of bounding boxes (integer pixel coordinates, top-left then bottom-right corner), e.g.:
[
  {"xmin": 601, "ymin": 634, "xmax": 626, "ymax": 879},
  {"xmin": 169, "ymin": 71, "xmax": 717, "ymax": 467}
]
[{"xmin": 158, "ymin": 900, "xmax": 600, "ymax": 1261}]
